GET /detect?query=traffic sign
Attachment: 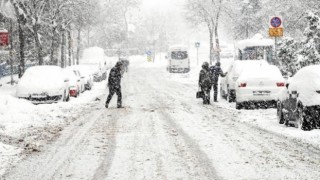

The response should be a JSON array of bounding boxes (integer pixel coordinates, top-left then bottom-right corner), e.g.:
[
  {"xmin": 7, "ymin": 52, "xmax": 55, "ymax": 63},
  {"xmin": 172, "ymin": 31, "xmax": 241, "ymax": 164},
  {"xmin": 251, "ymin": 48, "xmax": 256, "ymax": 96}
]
[
  {"xmin": 269, "ymin": 28, "xmax": 283, "ymax": 37},
  {"xmin": 270, "ymin": 17, "xmax": 282, "ymax": 28},
  {"xmin": 195, "ymin": 42, "xmax": 200, "ymax": 48},
  {"xmin": 0, "ymin": 29, "xmax": 9, "ymax": 47}
]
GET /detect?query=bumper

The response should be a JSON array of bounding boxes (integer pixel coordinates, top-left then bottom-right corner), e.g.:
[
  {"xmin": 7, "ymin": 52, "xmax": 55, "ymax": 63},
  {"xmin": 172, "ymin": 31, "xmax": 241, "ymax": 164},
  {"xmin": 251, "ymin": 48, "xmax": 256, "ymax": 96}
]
[
  {"xmin": 19, "ymin": 95, "xmax": 63, "ymax": 104},
  {"xmin": 170, "ymin": 68, "xmax": 190, "ymax": 73}
]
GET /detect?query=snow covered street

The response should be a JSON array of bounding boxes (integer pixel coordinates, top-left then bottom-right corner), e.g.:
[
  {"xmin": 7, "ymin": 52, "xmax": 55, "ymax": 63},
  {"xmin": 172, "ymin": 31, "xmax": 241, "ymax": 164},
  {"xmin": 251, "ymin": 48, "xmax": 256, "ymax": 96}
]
[{"xmin": 2, "ymin": 58, "xmax": 320, "ymax": 179}]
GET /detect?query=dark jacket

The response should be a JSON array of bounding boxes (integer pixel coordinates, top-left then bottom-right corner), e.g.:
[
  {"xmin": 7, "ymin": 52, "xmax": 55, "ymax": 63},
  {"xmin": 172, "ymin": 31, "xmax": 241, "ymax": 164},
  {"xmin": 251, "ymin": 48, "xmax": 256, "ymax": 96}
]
[
  {"xmin": 199, "ymin": 67, "xmax": 212, "ymax": 88},
  {"xmin": 210, "ymin": 65, "xmax": 226, "ymax": 84},
  {"xmin": 108, "ymin": 67, "xmax": 122, "ymax": 88}
]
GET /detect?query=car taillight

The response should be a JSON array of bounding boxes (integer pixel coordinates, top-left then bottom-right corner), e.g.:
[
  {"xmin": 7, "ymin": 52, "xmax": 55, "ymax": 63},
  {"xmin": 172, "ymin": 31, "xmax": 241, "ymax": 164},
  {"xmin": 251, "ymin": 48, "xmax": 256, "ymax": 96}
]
[
  {"xmin": 277, "ymin": 82, "xmax": 285, "ymax": 87},
  {"xmin": 239, "ymin": 83, "xmax": 247, "ymax": 88}
]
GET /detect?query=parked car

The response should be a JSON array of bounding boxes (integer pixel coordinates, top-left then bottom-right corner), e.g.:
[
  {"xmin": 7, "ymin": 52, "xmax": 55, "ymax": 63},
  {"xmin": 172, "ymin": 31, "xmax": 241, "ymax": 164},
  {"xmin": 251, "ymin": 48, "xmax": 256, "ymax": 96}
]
[
  {"xmin": 220, "ymin": 60, "xmax": 268, "ymax": 102},
  {"xmin": 235, "ymin": 65, "xmax": 285, "ymax": 109},
  {"xmin": 63, "ymin": 68, "xmax": 81, "ymax": 98},
  {"xmin": 16, "ymin": 66, "xmax": 70, "ymax": 104},
  {"xmin": 277, "ymin": 65, "xmax": 320, "ymax": 131},
  {"xmin": 73, "ymin": 69, "xmax": 85, "ymax": 93},
  {"xmin": 71, "ymin": 65, "xmax": 94, "ymax": 90}
]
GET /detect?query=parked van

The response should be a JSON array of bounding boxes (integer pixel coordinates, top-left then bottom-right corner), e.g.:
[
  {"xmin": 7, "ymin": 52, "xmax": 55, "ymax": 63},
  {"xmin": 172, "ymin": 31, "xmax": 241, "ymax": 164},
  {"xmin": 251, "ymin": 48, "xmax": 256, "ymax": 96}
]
[{"xmin": 166, "ymin": 45, "xmax": 190, "ymax": 73}]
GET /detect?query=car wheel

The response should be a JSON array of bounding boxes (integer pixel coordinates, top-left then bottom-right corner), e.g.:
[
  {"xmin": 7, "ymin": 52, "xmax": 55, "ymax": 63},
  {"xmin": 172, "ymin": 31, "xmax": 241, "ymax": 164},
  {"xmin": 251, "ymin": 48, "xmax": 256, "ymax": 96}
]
[
  {"xmin": 296, "ymin": 106, "xmax": 311, "ymax": 131},
  {"xmin": 277, "ymin": 101, "xmax": 285, "ymax": 124},
  {"xmin": 236, "ymin": 102, "xmax": 242, "ymax": 110}
]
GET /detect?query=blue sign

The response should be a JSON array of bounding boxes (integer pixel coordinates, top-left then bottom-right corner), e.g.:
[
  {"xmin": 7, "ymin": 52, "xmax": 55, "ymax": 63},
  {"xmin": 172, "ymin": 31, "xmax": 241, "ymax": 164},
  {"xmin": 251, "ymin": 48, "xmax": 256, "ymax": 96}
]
[
  {"xmin": 195, "ymin": 42, "xmax": 200, "ymax": 48},
  {"xmin": 270, "ymin": 17, "xmax": 282, "ymax": 28},
  {"xmin": 146, "ymin": 51, "xmax": 152, "ymax": 56}
]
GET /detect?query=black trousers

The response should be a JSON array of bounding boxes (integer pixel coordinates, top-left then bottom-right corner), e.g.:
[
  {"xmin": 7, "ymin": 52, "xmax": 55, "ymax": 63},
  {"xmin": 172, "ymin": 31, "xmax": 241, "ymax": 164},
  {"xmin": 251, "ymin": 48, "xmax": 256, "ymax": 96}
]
[
  {"xmin": 212, "ymin": 83, "xmax": 218, "ymax": 101},
  {"xmin": 201, "ymin": 86, "xmax": 211, "ymax": 104},
  {"xmin": 106, "ymin": 86, "xmax": 122, "ymax": 107}
]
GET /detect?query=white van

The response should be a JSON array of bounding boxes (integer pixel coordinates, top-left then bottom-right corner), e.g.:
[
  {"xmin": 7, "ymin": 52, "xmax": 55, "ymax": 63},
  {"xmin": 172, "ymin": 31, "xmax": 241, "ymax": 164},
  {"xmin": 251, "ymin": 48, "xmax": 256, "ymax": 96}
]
[{"xmin": 166, "ymin": 45, "xmax": 190, "ymax": 73}]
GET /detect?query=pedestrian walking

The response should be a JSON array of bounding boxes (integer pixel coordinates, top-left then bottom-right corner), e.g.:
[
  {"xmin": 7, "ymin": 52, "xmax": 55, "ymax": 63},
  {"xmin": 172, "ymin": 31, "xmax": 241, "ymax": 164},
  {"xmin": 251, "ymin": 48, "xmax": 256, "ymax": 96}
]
[
  {"xmin": 105, "ymin": 61, "xmax": 123, "ymax": 108},
  {"xmin": 199, "ymin": 62, "xmax": 212, "ymax": 104},
  {"xmin": 210, "ymin": 62, "xmax": 227, "ymax": 102}
]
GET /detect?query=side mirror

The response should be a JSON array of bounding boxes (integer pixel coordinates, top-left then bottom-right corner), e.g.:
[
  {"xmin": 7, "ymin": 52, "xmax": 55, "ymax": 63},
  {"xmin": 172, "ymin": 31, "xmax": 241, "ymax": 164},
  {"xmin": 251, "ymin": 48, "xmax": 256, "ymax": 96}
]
[{"xmin": 286, "ymin": 83, "xmax": 289, "ymax": 89}]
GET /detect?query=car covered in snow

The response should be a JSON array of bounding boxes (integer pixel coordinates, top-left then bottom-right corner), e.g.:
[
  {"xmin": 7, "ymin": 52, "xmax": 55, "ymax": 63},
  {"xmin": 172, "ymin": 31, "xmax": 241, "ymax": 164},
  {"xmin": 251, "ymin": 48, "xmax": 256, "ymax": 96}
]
[
  {"xmin": 63, "ymin": 68, "xmax": 82, "ymax": 98},
  {"xmin": 220, "ymin": 60, "xmax": 269, "ymax": 102},
  {"xmin": 277, "ymin": 65, "xmax": 320, "ymax": 130},
  {"xmin": 235, "ymin": 65, "xmax": 285, "ymax": 109},
  {"xmin": 16, "ymin": 66, "xmax": 70, "ymax": 104},
  {"xmin": 71, "ymin": 65, "xmax": 94, "ymax": 90}
]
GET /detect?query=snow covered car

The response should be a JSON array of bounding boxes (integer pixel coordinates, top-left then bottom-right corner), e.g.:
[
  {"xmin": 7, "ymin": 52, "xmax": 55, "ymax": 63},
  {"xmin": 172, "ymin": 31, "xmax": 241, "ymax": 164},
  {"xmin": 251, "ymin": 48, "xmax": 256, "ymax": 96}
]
[
  {"xmin": 72, "ymin": 65, "xmax": 94, "ymax": 90},
  {"xmin": 220, "ymin": 60, "xmax": 268, "ymax": 102},
  {"xmin": 63, "ymin": 68, "xmax": 81, "ymax": 98},
  {"xmin": 16, "ymin": 66, "xmax": 70, "ymax": 104},
  {"xmin": 235, "ymin": 65, "xmax": 285, "ymax": 109},
  {"xmin": 277, "ymin": 65, "xmax": 320, "ymax": 130}
]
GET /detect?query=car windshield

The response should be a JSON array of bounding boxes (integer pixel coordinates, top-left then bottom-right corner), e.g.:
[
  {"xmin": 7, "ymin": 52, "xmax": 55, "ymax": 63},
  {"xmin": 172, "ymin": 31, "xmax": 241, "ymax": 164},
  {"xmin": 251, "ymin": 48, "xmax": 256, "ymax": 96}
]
[{"xmin": 171, "ymin": 51, "xmax": 188, "ymax": 60}]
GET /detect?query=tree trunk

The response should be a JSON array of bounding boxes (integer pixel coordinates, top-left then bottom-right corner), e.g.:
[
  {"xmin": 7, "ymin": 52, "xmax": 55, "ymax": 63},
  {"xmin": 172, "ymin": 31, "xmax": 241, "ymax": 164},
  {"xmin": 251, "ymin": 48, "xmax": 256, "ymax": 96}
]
[
  {"xmin": 76, "ymin": 27, "xmax": 81, "ymax": 65},
  {"xmin": 50, "ymin": 27, "xmax": 57, "ymax": 65},
  {"xmin": 61, "ymin": 29, "xmax": 66, "ymax": 68},
  {"xmin": 13, "ymin": 3, "xmax": 26, "ymax": 78},
  {"xmin": 214, "ymin": 0, "xmax": 222, "ymax": 63},
  {"xmin": 209, "ymin": 28, "xmax": 214, "ymax": 65},
  {"xmin": 33, "ymin": 25, "xmax": 43, "ymax": 65},
  {"xmin": 68, "ymin": 30, "xmax": 72, "ymax": 66}
]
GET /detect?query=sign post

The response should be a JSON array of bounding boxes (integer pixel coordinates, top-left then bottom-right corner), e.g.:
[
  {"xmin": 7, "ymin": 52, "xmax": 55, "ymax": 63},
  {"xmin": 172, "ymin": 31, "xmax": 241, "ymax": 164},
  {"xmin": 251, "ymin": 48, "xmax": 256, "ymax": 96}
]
[
  {"xmin": 146, "ymin": 50, "xmax": 152, "ymax": 62},
  {"xmin": 195, "ymin": 42, "xmax": 200, "ymax": 65},
  {"xmin": 269, "ymin": 17, "xmax": 283, "ymax": 64}
]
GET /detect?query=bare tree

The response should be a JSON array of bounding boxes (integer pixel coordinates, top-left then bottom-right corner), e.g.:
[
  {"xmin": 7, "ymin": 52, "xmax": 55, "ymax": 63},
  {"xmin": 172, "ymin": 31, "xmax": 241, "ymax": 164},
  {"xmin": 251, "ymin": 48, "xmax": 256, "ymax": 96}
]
[{"xmin": 186, "ymin": 0, "xmax": 224, "ymax": 64}]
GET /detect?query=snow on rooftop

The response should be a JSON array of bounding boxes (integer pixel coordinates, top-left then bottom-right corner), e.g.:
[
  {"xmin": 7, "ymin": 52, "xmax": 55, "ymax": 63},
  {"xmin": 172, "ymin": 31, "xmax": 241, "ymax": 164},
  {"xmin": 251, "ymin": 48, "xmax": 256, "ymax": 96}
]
[{"xmin": 236, "ymin": 34, "xmax": 274, "ymax": 51}]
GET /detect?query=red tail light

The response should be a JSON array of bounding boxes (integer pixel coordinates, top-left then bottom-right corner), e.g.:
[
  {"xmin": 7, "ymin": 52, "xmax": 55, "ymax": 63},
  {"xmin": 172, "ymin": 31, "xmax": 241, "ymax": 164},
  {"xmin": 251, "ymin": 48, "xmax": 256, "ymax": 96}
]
[
  {"xmin": 277, "ymin": 82, "xmax": 285, "ymax": 87},
  {"xmin": 239, "ymin": 83, "xmax": 247, "ymax": 88}
]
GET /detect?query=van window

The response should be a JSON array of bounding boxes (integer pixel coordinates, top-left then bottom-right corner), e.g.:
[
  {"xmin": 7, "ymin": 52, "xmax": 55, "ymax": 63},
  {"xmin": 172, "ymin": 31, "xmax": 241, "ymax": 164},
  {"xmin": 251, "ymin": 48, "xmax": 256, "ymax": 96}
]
[{"xmin": 171, "ymin": 51, "xmax": 188, "ymax": 60}]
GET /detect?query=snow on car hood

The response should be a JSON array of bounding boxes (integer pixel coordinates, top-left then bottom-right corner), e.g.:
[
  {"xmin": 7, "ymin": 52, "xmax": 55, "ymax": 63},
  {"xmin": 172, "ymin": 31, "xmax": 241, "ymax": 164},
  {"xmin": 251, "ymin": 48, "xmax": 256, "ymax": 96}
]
[
  {"xmin": 289, "ymin": 65, "xmax": 320, "ymax": 106},
  {"xmin": 17, "ymin": 66, "xmax": 65, "ymax": 96}
]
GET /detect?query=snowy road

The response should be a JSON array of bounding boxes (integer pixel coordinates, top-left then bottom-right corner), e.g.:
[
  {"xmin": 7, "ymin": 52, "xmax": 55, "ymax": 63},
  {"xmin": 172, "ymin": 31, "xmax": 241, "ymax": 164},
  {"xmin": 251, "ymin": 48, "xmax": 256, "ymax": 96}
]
[{"xmin": 3, "ymin": 58, "xmax": 320, "ymax": 180}]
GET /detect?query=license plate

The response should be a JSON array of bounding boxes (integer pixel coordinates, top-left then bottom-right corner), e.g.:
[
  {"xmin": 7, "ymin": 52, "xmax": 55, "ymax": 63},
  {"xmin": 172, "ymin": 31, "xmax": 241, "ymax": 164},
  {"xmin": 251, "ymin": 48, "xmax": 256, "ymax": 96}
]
[
  {"xmin": 31, "ymin": 93, "xmax": 46, "ymax": 98},
  {"xmin": 253, "ymin": 91, "xmax": 271, "ymax": 96}
]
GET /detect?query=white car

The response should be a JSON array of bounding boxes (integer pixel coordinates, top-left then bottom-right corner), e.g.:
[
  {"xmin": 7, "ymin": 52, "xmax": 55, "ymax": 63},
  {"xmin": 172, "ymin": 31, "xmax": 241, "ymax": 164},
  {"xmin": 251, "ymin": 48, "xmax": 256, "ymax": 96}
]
[
  {"xmin": 277, "ymin": 65, "xmax": 320, "ymax": 130},
  {"xmin": 63, "ymin": 68, "xmax": 81, "ymax": 98},
  {"xmin": 220, "ymin": 60, "xmax": 269, "ymax": 102},
  {"xmin": 235, "ymin": 65, "xmax": 285, "ymax": 109},
  {"xmin": 17, "ymin": 66, "xmax": 70, "ymax": 104},
  {"xmin": 71, "ymin": 65, "xmax": 94, "ymax": 90}
]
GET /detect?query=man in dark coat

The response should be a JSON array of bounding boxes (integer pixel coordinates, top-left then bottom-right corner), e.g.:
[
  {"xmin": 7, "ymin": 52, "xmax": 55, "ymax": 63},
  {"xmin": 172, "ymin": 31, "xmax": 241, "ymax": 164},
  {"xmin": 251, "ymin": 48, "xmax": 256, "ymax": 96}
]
[
  {"xmin": 199, "ymin": 62, "xmax": 212, "ymax": 104},
  {"xmin": 105, "ymin": 61, "xmax": 123, "ymax": 108},
  {"xmin": 210, "ymin": 61, "xmax": 227, "ymax": 102}
]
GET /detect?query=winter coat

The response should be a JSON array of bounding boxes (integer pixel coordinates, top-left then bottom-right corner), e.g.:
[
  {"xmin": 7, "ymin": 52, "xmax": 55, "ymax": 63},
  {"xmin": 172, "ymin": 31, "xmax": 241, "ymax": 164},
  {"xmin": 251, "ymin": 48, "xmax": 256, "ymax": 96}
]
[
  {"xmin": 209, "ymin": 65, "xmax": 226, "ymax": 84},
  {"xmin": 199, "ymin": 67, "xmax": 212, "ymax": 89},
  {"xmin": 108, "ymin": 66, "xmax": 122, "ymax": 89}
]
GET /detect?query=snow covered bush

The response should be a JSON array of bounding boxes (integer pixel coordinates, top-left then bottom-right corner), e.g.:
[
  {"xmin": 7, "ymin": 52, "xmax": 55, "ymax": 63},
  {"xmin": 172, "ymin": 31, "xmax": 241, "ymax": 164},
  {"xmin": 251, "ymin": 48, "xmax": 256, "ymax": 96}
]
[
  {"xmin": 277, "ymin": 37, "xmax": 299, "ymax": 76},
  {"xmin": 299, "ymin": 11, "xmax": 320, "ymax": 68}
]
